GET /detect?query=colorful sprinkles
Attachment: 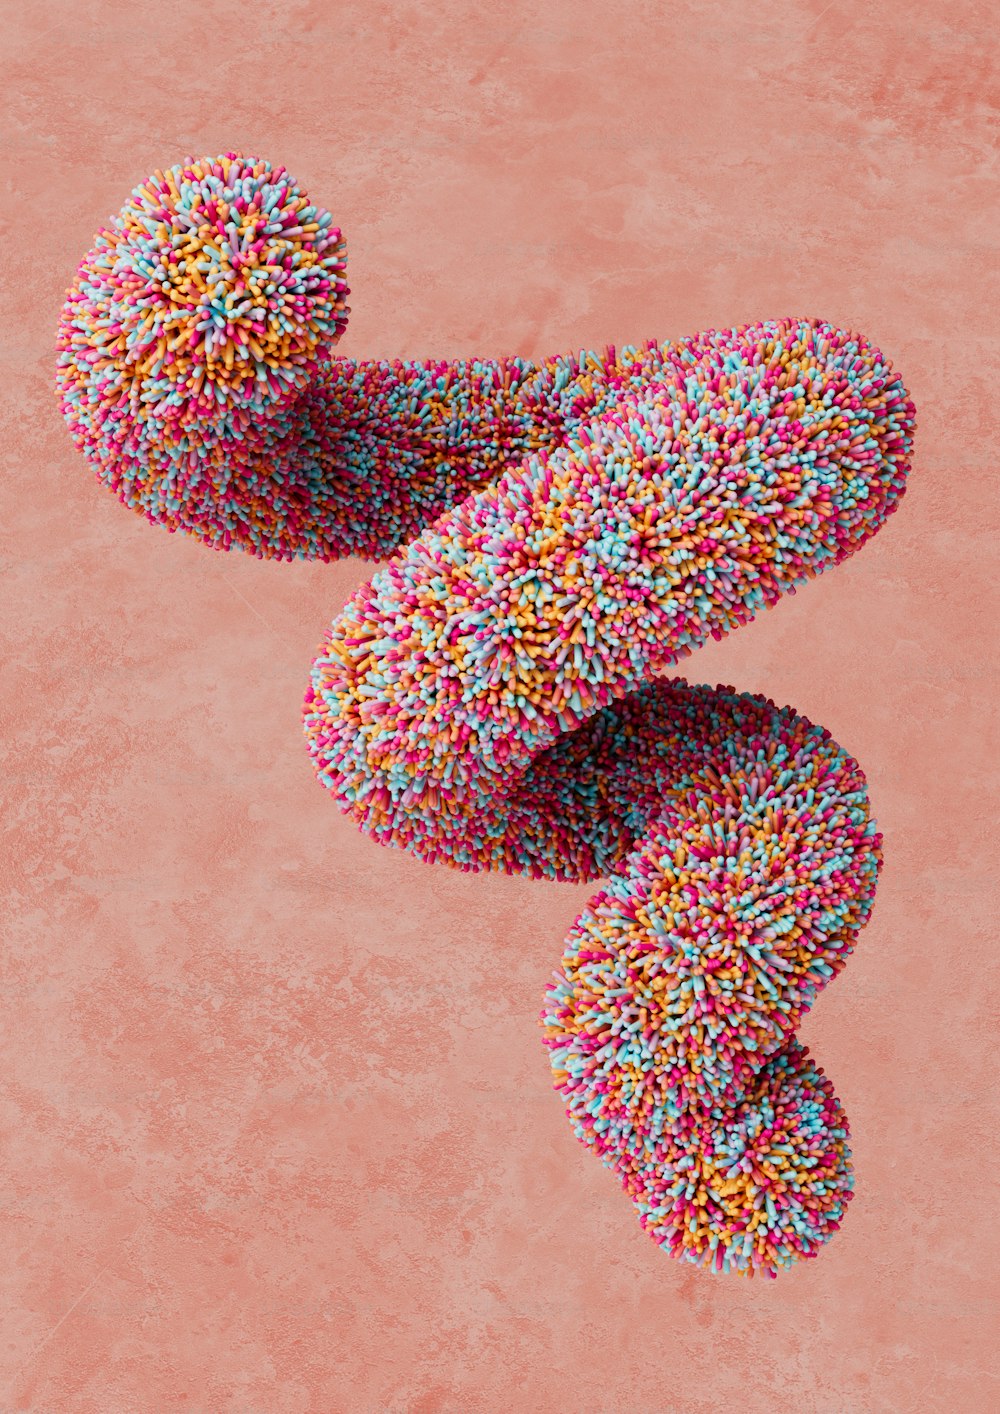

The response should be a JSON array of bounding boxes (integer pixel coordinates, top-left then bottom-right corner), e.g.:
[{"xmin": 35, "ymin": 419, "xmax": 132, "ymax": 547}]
[{"xmin": 58, "ymin": 156, "xmax": 917, "ymax": 1276}]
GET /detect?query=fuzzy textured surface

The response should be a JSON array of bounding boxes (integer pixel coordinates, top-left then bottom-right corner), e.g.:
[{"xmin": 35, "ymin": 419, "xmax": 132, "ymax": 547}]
[{"xmin": 58, "ymin": 154, "xmax": 915, "ymax": 1276}]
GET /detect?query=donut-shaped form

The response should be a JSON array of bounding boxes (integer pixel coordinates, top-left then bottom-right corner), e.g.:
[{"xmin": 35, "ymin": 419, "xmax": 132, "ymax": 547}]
[{"xmin": 57, "ymin": 155, "xmax": 916, "ymax": 1276}]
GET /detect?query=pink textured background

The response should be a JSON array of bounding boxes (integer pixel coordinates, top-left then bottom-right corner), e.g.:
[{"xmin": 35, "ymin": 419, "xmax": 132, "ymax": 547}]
[{"xmin": 3, "ymin": 1, "xmax": 998, "ymax": 1408}]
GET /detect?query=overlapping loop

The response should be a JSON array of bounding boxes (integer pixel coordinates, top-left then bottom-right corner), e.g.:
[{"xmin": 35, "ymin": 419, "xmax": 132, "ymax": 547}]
[{"xmin": 58, "ymin": 154, "xmax": 916, "ymax": 1276}]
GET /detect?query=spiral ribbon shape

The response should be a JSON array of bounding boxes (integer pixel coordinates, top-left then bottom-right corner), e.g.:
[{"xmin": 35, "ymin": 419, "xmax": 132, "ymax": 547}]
[{"xmin": 57, "ymin": 154, "xmax": 916, "ymax": 1277}]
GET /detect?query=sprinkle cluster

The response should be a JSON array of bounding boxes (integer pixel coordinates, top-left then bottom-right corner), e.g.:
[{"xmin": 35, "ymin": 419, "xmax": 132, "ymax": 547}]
[
  {"xmin": 57, "ymin": 153, "xmax": 351, "ymax": 555},
  {"xmin": 58, "ymin": 157, "xmax": 917, "ymax": 1276}
]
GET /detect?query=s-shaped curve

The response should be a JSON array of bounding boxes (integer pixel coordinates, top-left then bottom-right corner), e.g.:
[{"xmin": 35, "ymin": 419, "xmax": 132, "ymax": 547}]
[{"xmin": 57, "ymin": 154, "xmax": 916, "ymax": 1277}]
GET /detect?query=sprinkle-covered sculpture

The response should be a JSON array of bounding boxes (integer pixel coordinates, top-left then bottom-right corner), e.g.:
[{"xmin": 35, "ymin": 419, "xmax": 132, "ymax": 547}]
[{"xmin": 57, "ymin": 154, "xmax": 916, "ymax": 1276}]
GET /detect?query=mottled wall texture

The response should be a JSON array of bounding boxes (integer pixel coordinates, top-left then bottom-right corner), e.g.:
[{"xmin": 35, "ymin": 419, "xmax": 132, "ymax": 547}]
[{"xmin": 3, "ymin": 1, "xmax": 998, "ymax": 1409}]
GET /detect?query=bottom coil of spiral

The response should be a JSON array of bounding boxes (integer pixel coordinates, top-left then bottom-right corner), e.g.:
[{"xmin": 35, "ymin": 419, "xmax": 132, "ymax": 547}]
[
  {"xmin": 308, "ymin": 668, "xmax": 877, "ymax": 1276},
  {"xmin": 538, "ymin": 682, "xmax": 873, "ymax": 1276}
]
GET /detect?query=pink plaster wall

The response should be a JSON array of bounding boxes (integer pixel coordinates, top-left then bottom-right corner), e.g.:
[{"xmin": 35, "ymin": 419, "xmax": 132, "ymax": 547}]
[{"xmin": 3, "ymin": 0, "xmax": 998, "ymax": 1408}]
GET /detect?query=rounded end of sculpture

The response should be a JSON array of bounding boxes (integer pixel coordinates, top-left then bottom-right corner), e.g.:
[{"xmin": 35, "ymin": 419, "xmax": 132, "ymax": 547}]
[
  {"xmin": 617, "ymin": 1041, "xmax": 854, "ymax": 1277},
  {"xmin": 54, "ymin": 153, "xmax": 351, "ymax": 557},
  {"xmin": 56, "ymin": 152, "xmax": 349, "ymax": 437}
]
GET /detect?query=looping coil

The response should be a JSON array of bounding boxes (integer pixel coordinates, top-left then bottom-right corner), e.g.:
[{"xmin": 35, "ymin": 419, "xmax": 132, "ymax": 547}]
[{"xmin": 58, "ymin": 153, "xmax": 916, "ymax": 1276}]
